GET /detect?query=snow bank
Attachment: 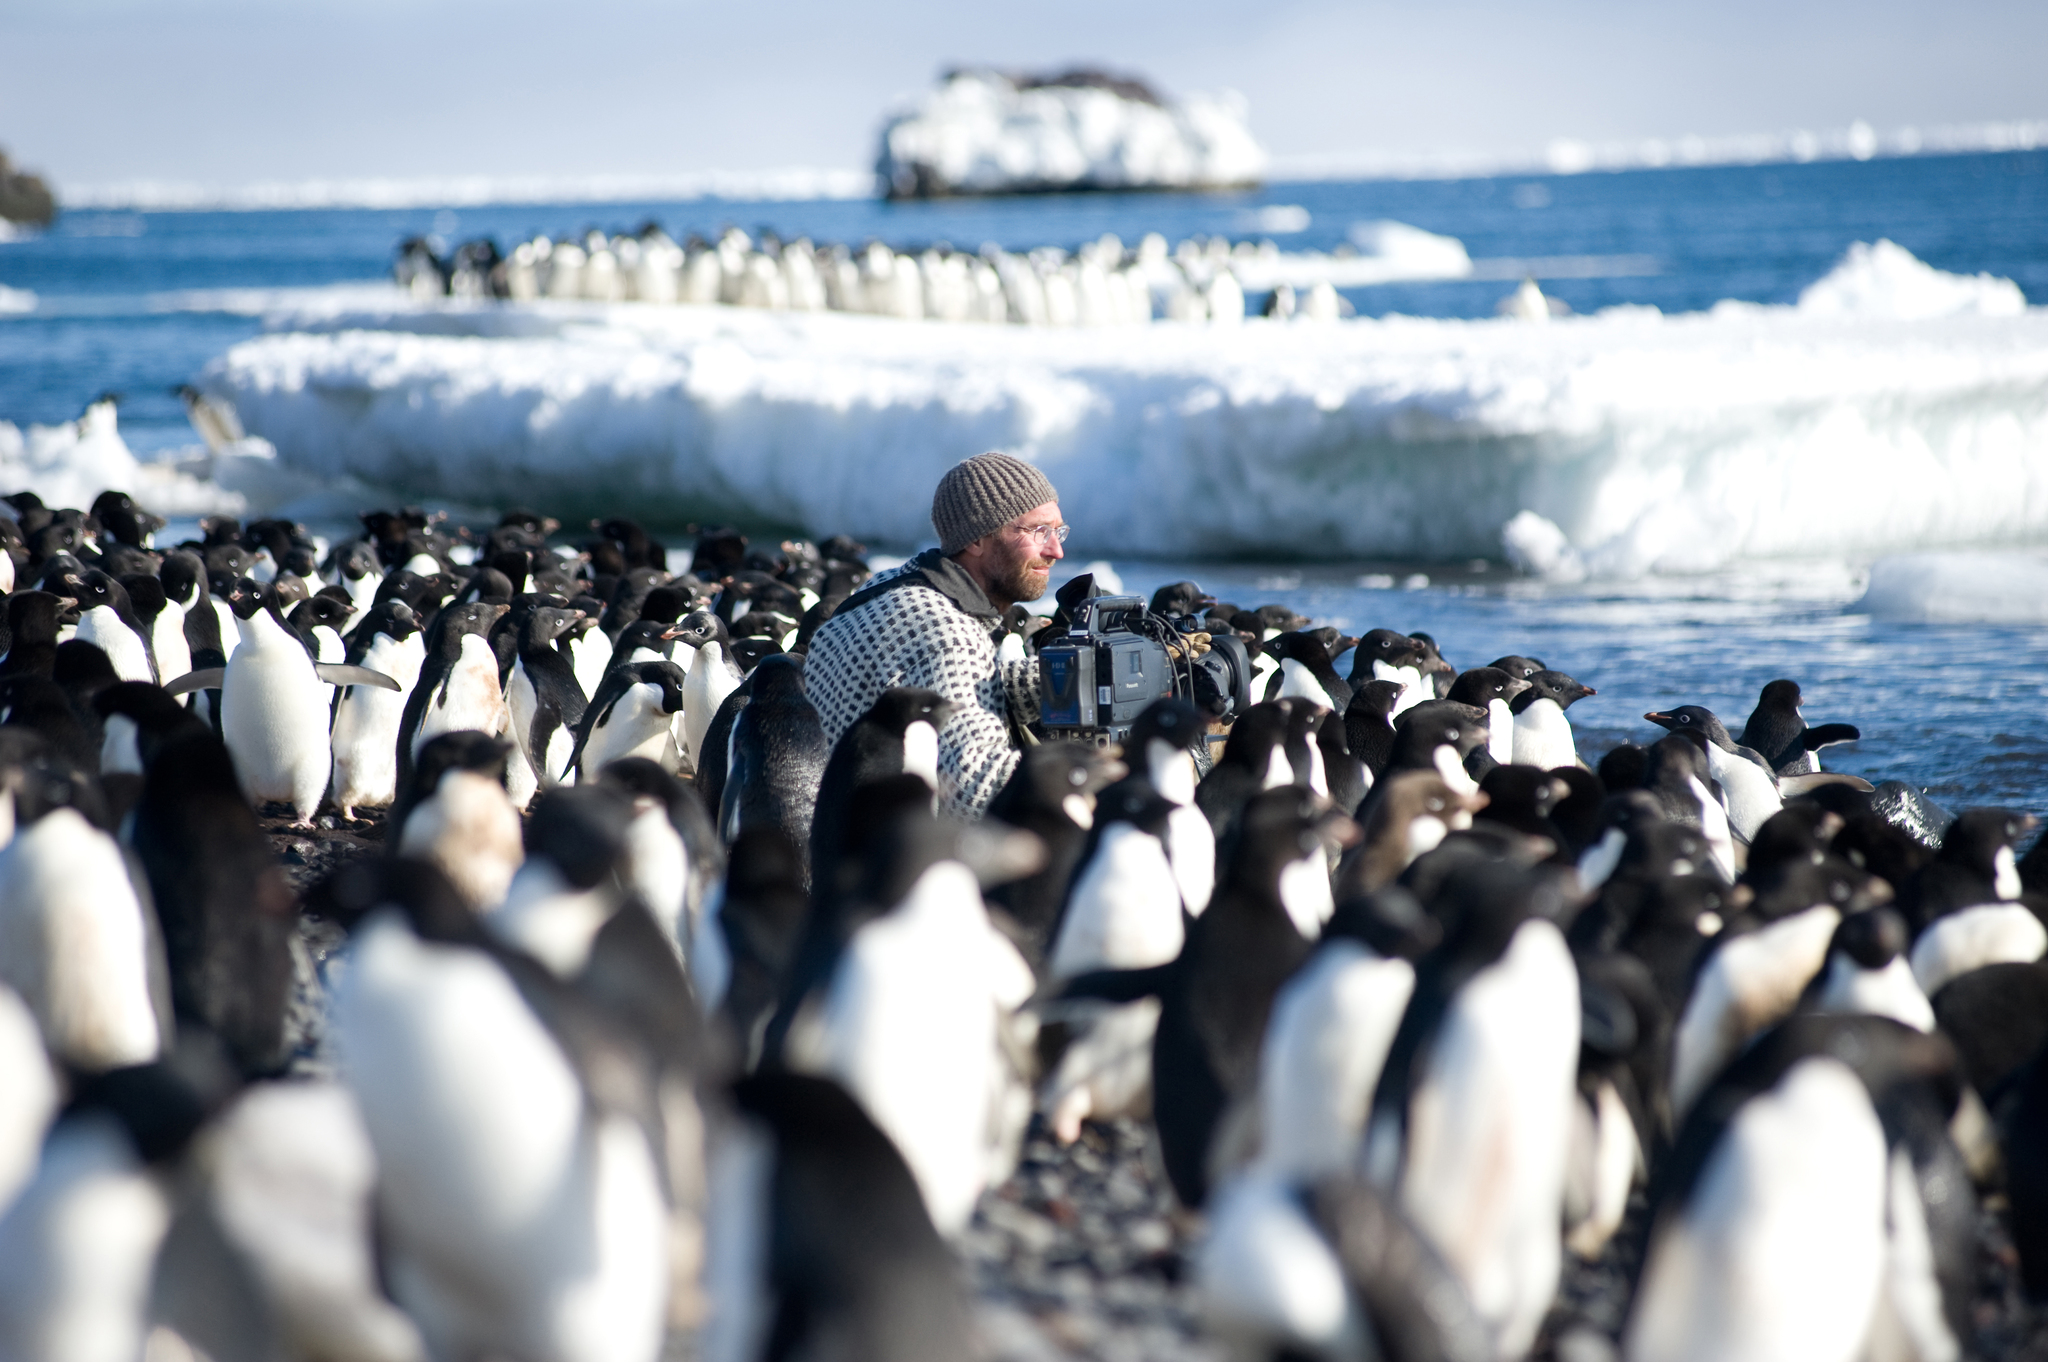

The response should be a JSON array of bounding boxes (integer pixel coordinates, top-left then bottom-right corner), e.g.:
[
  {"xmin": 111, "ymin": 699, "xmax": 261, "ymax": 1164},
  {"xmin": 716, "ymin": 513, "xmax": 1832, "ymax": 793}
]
[
  {"xmin": 875, "ymin": 70, "xmax": 1265, "ymax": 198},
  {"xmin": 0, "ymin": 403, "xmax": 244, "ymax": 517},
  {"xmin": 1851, "ymin": 552, "xmax": 2048, "ymax": 623},
  {"xmin": 1797, "ymin": 240, "xmax": 2026, "ymax": 320},
  {"xmin": 200, "ymin": 243, "xmax": 2048, "ymax": 567}
]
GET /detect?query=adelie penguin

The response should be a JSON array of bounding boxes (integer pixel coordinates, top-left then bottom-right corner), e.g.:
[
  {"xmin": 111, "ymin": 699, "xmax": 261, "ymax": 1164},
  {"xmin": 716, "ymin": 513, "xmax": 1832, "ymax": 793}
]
[
  {"xmin": 1447, "ymin": 665, "xmax": 1529, "ymax": 767},
  {"xmin": 1739, "ymin": 677, "xmax": 1861, "ymax": 775},
  {"xmin": 394, "ymin": 599, "xmax": 511, "ymax": 791},
  {"xmin": 720, "ymin": 654, "xmax": 829, "ymax": 869},
  {"xmin": 391, "ymin": 731, "xmax": 526, "ymax": 909},
  {"xmin": 1646, "ymin": 703, "xmax": 1876, "ymax": 842},
  {"xmin": 573, "ymin": 659, "xmax": 689, "ymax": 779},
  {"xmin": 56, "ymin": 567, "xmax": 156, "ymax": 683},
  {"xmin": 809, "ymin": 686, "xmax": 954, "ymax": 897},
  {"xmin": 329, "ymin": 599, "xmax": 426, "ymax": 821},
  {"xmin": 506, "ymin": 604, "xmax": 590, "ymax": 796},
  {"xmin": 1261, "ymin": 630, "xmax": 1353, "ymax": 712},
  {"xmin": 1508, "ymin": 668, "xmax": 1595, "ymax": 770},
  {"xmin": 981, "ymin": 742, "xmax": 1129, "ymax": 968}
]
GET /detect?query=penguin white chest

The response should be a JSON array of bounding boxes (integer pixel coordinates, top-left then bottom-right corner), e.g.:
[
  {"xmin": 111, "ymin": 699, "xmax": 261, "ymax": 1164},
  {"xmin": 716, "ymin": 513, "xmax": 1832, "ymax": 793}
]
[
  {"xmin": 416, "ymin": 636, "xmax": 508, "ymax": 753},
  {"xmin": 1277, "ymin": 659, "xmax": 1335, "ymax": 712},
  {"xmin": 1487, "ymin": 697, "xmax": 1515, "ymax": 766},
  {"xmin": 75, "ymin": 606, "xmax": 153, "ymax": 683},
  {"xmin": 222, "ymin": 619, "xmax": 333, "ymax": 819},
  {"xmin": 1050, "ymin": 823, "xmax": 1185, "ymax": 976},
  {"xmin": 1511, "ymin": 698, "xmax": 1576, "ymax": 770},
  {"xmin": 1704, "ymin": 745, "xmax": 1781, "ymax": 840}
]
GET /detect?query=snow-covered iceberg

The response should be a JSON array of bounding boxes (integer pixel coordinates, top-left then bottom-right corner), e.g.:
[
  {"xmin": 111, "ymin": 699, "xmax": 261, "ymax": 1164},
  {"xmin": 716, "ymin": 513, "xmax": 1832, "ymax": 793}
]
[
  {"xmin": 199, "ymin": 242, "xmax": 2047, "ymax": 568},
  {"xmin": 875, "ymin": 69, "xmax": 1265, "ymax": 198},
  {"xmin": 1851, "ymin": 552, "xmax": 2048, "ymax": 623}
]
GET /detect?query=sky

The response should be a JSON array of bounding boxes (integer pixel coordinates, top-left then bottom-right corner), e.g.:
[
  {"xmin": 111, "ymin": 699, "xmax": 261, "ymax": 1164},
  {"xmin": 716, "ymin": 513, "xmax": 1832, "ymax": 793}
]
[{"xmin": 3, "ymin": 0, "xmax": 2044, "ymax": 187}]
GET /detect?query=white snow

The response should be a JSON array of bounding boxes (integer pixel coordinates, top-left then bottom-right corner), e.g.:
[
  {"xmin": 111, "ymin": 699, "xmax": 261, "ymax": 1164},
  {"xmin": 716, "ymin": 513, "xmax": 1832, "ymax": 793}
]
[
  {"xmin": 1796, "ymin": 240, "xmax": 2026, "ymax": 320},
  {"xmin": 0, "ymin": 402, "xmax": 246, "ymax": 518},
  {"xmin": 1851, "ymin": 552, "xmax": 2048, "ymax": 623},
  {"xmin": 197, "ymin": 242, "xmax": 2046, "ymax": 570},
  {"xmin": 0, "ymin": 285, "xmax": 33, "ymax": 315},
  {"xmin": 875, "ymin": 71, "xmax": 1265, "ymax": 197}
]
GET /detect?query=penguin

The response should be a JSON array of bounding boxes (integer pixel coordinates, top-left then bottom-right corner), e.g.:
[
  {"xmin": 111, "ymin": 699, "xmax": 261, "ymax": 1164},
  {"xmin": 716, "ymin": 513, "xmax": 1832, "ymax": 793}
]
[
  {"xmin": 1508, "ymin": 669, "xmax": 1594, "ymax": 770},
  {"xmin": 702, "ymin": 1072, "xmax": 976, "ymax": 1362},
  {"xmin": 0, "ymin": 591, "xmax": 64, "ymax": 678},
  {"xmin": 709, "ymin": 826, "xmax": 812, "ymax": 1065},
  {"xmin": 1349, "ymin": 629, "xmax": 1429, "ymax": 718},
  {"xmin": 0, "ymin": 799, "xmax": 165, "ymax": 1071},
  {"xmin": 1624, "ymin": 1014, "xmax": 1974, "ymax": 1362},
  {"xmin": 980, "ymin": 742, "xmax": 1130, "ymax": 967},
  {"xmin": 328, "ymin": 861, "xmax": 674, "ymax": 1362},
  {"xmin": 329, "ymin": 599, "xmax": 427, "ymax": 822},
  {"xmin": 568, "ymin": 604, "xmax": 616, "ymax": 697},
  {"xmin": 89, "ymin": 490, "xmax": 165, "ymax": 550},
  {"xmin": 327, "ymin": 539, "xmax": 385, "ymax": 613},
  {"xmin": 1645, "ymin": 705, "xmax": 1790, "ymax": 841},
  {"xmin": 1406, "ymin": 631, "xmax": 1456, "ymax": 699},
  {"xmin": 128, "ymin": 722, "xmax": 297, "ymax": 1076},
  {"xmin": 1897, "ymin": 808, "xmax": 2036, "ymax": 933},
  {"xmin": 215, "ymin": 579, "xmax": 340, "ymax": 826},
  {"xmin": 776, "ymin": 785, "xmax": 1039, "ymax": 1235},
  {"xmin": 1565, "ymin": 951, "xmax": 1665, "ymax": 1260},
  {"xmin": 597, "ymin": 758, "xmax": 724, "ymax": 981},
  {"xmin": 486, "ymin": 784, "xmax": 640, "ymax": 977},
  {"xmin": 572, "ymin": 660, "xmax": 688, "ymax": 779},
  {"xmin": 683, "ymin": 634, "xmax": 744, "ymax": 768},
  {"xmin": 1353, "ymin": 701, "xmax": 1492, "ymax": 831},
  {"xmin": 1343, "ymin": 678, "xmax": 1405, "ymax": 782},
  {"xmin": 809, "ymin": 687, "xmax": 955, "ymax": 896},
  {"xmin": 117, "ymin": 575, "xmax": 186, "ymax": 692},
  {"xmin": 1039, "ymin": 782, "xmax": 1187, "ymax": 1142},
  {"xmin": 1195, "ymin": 702, "xmax": 1295, "ymax": 843},
  {"xmin": 1801, "ymin": 906, "xmax": 1936, "ymax": 1033},
  {"xmin": 691, "ymin": 684, "xmax": 751, "ymax": 819},
  {"xmin": 0, "ymin": 1061, "xmax": 216, "ymax": 1360},
  {"xmin": 395, "ymin": 600, "xmax": 511, "ymax": 789},
  {"xmin": 1447, "ymin": 666, "xmax": 1529, "ymax": 768},
  {"xmin": 1262, "ymin": 630, "xmax": 1352, "ymax": 712},
  {"xmin": 610, "ymin": 618, "xmax": 688, "ymax": 668},
  {"xmin": 1128, "ymin": 697, "xmax": 1219, "ymax": 917},
  {"xmin": 56, "ymin": 567, "xmax": 155, "ymax": 683},
  {"xmin": 1362, "ymin": 859, "xmax": 1580, "ymax": 1361},
  {"xmin": 1738, "ymin": 678, "xmax": 1861, "ymax": 775},
  {"xmin": 1056, "ymin": 788, "xmax": 1351, "ymax": 1207},
  {"xmin": 288, "ymin": 593, "xmax": 354, "ymax": 668},
  {"xmin": 391, "ymin": 732, "xmax": 526, "ymax": 910},
  {"xmin": 1338, "ymin": 770, "xmax": 1489, "ymax": 897},
  {"xmin": 1489, "ymin": 655, "xmax": 1545, "ymax": 683},
  {"xmin": 718, "ymin": 654, "xmax": 829, "ymax": 868},
  {"xmin": 506, "ymin": 605, "xmax": 590, "ymax": 794},
  {"xmin": 1317, "ymin": 708, "xmax": 1368, "ymax": 816},
  {"xmin": 1633, "ymin": 734, "xmax": 1738, "ymax": 881}
]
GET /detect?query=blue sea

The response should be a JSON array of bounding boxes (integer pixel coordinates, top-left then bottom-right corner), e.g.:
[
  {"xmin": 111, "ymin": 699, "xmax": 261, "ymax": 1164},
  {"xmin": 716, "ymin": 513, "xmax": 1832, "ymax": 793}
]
[{"xmin": 2, "ymin": 151, "xmax": 2047, "ymax": 810}]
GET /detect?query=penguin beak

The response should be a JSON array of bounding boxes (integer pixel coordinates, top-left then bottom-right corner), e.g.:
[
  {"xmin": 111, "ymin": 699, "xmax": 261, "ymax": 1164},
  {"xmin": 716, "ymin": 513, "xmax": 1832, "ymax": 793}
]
[
  {"xmin": 1503, "ymin": 678, "xmax": 1532, "ymax": 698},
  {"xmin": 1644, "ymin": 711, "xmax": 1675, "ymax": 729}
]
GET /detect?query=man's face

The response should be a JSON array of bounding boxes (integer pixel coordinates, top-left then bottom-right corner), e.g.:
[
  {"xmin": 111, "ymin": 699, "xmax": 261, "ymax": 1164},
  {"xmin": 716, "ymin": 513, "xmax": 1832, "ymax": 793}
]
[{"xmin": 977, "ymin": 500, "xmax": 1065, "ymax": 606}]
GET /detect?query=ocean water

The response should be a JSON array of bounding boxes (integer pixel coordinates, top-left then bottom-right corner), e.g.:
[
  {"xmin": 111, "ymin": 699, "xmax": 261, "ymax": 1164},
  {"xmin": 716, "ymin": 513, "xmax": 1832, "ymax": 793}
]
[{"xmin": 2, "ymin": 152, "xmax": 2047, "ymax": 810}]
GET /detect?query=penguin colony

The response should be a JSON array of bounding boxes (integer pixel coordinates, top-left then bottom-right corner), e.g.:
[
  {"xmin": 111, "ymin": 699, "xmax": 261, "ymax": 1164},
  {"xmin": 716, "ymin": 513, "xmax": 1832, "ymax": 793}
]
[
  {"xmin": 397, "ymin": 225, "xmax": 1355, "ymax": 325},
  {"xmin": 0, "ymin": 484, "xmax": 2045, "ymax": 1362}
]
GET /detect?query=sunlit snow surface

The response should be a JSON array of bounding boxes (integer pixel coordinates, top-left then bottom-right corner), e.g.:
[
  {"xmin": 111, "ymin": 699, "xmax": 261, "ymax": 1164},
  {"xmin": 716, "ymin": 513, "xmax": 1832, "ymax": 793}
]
[{"xmin": 202, "ymin": 241, "xmax": 2047, "ymax": 572}]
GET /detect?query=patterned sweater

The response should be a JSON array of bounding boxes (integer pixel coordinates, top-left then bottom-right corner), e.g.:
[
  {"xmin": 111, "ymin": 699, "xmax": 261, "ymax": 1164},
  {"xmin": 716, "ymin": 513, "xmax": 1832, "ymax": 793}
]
[{"xmin": 804, "ymin": 549, "xmax": 1039, "ymax": 819}]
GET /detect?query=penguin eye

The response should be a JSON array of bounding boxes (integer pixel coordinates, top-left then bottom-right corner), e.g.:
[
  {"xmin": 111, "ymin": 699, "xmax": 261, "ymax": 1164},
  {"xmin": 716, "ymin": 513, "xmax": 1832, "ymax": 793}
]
[
  {"xmin": 1426, "ymin": 797, "xmax": 1443, "ymax": 810},
  {"xmin": 1679, "ymin": 715, "xmax": 1691, "ymax": 724}
]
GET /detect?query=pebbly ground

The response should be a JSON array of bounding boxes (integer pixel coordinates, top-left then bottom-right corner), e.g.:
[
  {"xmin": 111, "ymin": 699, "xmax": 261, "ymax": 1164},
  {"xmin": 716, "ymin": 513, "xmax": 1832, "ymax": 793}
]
[{"xmin": 261, "ymin": 812, "xmax": 2048, "ymax": 1362}]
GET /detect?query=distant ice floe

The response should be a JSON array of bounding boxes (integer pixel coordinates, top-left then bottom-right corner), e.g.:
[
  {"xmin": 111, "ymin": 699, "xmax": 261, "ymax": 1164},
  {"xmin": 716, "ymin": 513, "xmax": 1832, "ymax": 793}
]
[
  {"xmin": 1795, "ymin": 239, "xmax": 2026, "ymax": 320},
  {"xmin": 0, "ymin": 400, "xmax": 251, "ymax": 518},
  {"xmin": 0, "ymin": 284, "xmax": 33, "ymax": 314},
  {"xmin": 1851, "ymin": 553, "xmax": 2048, "ymax": 624},
  {"xmin": 874, "ymin": 69, "xmax": 1266, "ymax": 198},
  {"xmin": 200, "ymin": 241, "xmax": 2046, "ymax": 569}
]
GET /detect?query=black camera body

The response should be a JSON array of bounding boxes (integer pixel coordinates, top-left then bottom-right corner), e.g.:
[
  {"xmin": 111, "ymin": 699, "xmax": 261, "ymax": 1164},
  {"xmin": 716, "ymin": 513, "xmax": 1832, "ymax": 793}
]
[{"xmin": 1037, "ymin": 595, "xmax": 1252, "ymax": 746}]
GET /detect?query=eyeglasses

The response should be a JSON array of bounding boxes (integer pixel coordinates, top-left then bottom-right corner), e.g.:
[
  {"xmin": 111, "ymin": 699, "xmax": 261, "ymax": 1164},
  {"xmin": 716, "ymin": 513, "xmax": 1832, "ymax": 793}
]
[{"xmin": 1010, "ymin": 521, "xmax": 1070, "ymax": 546}]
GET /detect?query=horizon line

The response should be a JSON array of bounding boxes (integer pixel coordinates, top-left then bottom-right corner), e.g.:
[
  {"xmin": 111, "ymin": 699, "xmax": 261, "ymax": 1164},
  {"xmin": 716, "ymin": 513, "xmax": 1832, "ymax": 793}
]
[{"xmin": 47, "ymin": 116, "xmax": 2046, "ymax": 215}]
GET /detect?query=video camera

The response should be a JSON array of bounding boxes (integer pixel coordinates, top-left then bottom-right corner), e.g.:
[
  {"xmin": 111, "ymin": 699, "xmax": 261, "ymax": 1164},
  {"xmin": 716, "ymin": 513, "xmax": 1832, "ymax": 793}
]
[{"xmin": 1036, "ymin": 594, "xmax": 1253, "ymax": 746}]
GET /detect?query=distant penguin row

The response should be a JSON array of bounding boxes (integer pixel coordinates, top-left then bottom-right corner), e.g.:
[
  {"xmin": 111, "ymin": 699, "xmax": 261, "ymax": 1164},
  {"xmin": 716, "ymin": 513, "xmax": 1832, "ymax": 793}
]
[
  {"xmin": 398, "ymin": 225, "xmax": 1362, "ymax": 327},
  {"xmin": 1, "ymin": 484, "xmax": 2046, "ymax": 1362}
]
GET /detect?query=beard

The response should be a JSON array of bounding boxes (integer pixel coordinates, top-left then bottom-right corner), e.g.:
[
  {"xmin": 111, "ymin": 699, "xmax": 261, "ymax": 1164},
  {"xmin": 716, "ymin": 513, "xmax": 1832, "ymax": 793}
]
[{"xmin": 985, "ymin": 539, "xmax": 1051, "ymax": 607}]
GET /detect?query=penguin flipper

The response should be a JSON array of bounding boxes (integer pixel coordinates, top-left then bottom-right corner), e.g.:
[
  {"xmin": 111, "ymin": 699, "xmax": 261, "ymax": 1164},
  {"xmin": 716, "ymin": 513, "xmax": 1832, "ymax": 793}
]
[
  {"xmin": 1779, "ymin": 772, "xmax": 1875, "ymax": 796},
  {"xmin": 1038, "ymin": 962, "xmax": 1176, "ymax": 1009},
  {"xmin": 1801, "ymin": 723, "xmax": 1861, "ymax": 750},
  {"xmin": 164, "ymin": 667, "xmax": 227, "ymax": 696},
  {"xmin": 314, "ymin": 663, "xmax": 403, "ymax": 691},
  {"xmin": 1306, "ymin": 1175, "xmax": 1493, "ymax": 1362}
]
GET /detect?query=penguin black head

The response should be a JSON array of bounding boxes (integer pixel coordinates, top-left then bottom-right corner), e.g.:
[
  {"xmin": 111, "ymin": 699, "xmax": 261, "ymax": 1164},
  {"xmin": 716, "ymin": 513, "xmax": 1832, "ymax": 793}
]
[
  {"xmin": 334, "ymin": 540, "xmax": 381, "ymax": 583},
  {"xmin": 1091, "ymin": 779, "xmax": 1180, "ymax": 838},
  {"xmin": 1644, "ymin": 704, "xmax": 1735, "ymax": 750},
  {"xmin": 93, "ymin": 681, "xmax": 207, "ymax": 759},
  {"xmin": 359, "ymin": 599, "xmax": 420, "ymax": 642},
  {"xmin": 614, "ymin": 619, "xmax": 684, "ymax": 658},
  {"xmin": 271, "ymin": 574, "xmax": 313, "ymax": 609},
  {"xmin": 1126, "ymin": 696, "xmax": 1205, "ymax": 754},
  {"xmin": 222, "ymin": 577, "xmax": 279, "ymax": 621},
  {"xmin": 435, "ymin": 600, "xmax": 509, "ymax": 641},
  {"xmin": 1346, "ymin": 679, "xmax": 1405, "ymax": 721},
  {"xmin": 1390, "ymin": 700, "xmax": 1490, "ymax": 763},
  {"xmin": 156, "ymin": 551, "xmax": 205, "ymax": 607},
  {"xmin": 461, "ymin": 567, "xmax": 516, "ymax": 606},
  {"xmin": 523, "ymin": 605, "xmax": 585, "ymax": 648},
  {"xmin": 1745, "ymin": 804, "xmax": 1843, "ymax": 878},
  {"xmin": 1510, "ymin": 670, "xmax": 1595, "ymax": 714},
  {"xmin": 1149, "ymin": 580, "xmax": 1215, "ymax": 617},
  {"xmin": 1476, "ymin": 764, "xmax": 1568, "ymax": 831},
  {"xmin": 989, "ymin": 742, "xmax": 1126, "ymax": 823},
  {"xmin": 731, "ymin": 636, "xmax": 784, "ymax": 674},
  {"xmin": 118, "ymin": 574, "xmax": 166, "ymax": 625},
  {"xmin": 1643, "ymin": 733, "xmax": 1709, "ymax": 787},
  {"xmin": 6, "ymin": 589, "xmax": 66, "ymax": 645},
  {"xmin": 1488, "ymin": 655, "xmax": 1546, "ymax": 682},
  {"xmin": 669, "ymin": 610, "xmax": 727, "ymax": 652},
  {"xmin": 862, "ymin": 687, "xmax": 956, "ymax": 736},
  {"xmin": 637, "ymin": 584, "xmax": 695, "ymax": 626},
  {"xmin": 745, "ymin": 652, "xmax": 807, "ymax": 705},
  {"xmin": 1832, "ymin": 906, "xmax": 1910, "ymax": 969},
  {"xmin": 318, "ymin": 855, "xmax": 478, "ymax": 942},
  {"xmin": 1939, "ymin": 808, "xmax": 2037, "ymax": 871},
  {"xmin": 1755, "ymin": 678, "xmax": 1802, "ymax": 712},
  {"xmin": 60, "ymin": 1059, "xmax": 217, "ymax": 1166},
  {"xmin": 1254, "ymin": 603, "xmax": 1310, "ymax": 635},
  {"xmin": 524, "ymin": 784, "xmax": 635, "ymax": 890},
  {"xmin": 290, "ymin": 594, "xmax": 353, "ymax": 633},
  {"xmin": 1446, "ymin": 666, "xmax": 1529, "ymax": 708},
  {"xmin": 408, "ymin": 730, "xmax": 514, "ymax": 799},
  {"xmin": 56, "ymin": 567, "xmax": 122, "ymax": 614},
  {"xmin": 1268, "ymin": 630, "xmax": 1336, "ymax": 668},
  {"xmin": 1354, "ymin": 628, "xmax": 1423, "ymax": 670},
  {"xmin": 1216, "ymin": 701, "xmax": 1291, "ymax": 772},
  {"xmin": 100, "ymin": 546, "xmax": 159, "ymax": 580},
  {"xmin": 1224, "ymin": 785, "xmax": 1356, "ymax": 899},
  {"xmin": 1597, "ymin": 742, "xmax": 1648, "ymax": 793}
]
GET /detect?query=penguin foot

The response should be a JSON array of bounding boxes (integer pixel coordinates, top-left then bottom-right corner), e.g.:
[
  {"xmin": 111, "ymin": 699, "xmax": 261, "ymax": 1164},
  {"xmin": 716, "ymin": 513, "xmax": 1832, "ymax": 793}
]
[{"xmin": 1050, "ymin": 1089, "xmax": 1092, "ymax": 1145}]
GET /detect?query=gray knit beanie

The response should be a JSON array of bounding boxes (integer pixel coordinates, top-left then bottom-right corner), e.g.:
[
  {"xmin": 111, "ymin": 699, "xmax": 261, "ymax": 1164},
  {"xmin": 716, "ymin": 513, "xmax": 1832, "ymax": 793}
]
[{"xmin": 931, "ymin": 452, "xmax": 1059, "ymax": 555}]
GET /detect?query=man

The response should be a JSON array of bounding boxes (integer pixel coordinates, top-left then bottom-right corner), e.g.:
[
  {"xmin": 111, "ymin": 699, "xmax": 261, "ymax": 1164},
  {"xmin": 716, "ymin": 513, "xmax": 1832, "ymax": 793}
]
[{"xmin": 804, "ymin": 452, "xmax": 1065, "ymax": 818}]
